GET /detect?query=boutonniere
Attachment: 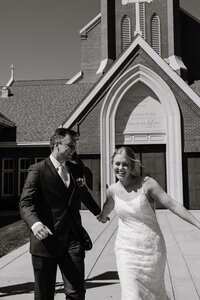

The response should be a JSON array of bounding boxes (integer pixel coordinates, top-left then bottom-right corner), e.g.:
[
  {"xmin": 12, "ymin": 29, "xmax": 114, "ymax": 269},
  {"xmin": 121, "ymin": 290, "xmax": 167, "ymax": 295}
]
[{"xmin": 76, "ymin": 177, "xmax": 85, "ymax": 188}]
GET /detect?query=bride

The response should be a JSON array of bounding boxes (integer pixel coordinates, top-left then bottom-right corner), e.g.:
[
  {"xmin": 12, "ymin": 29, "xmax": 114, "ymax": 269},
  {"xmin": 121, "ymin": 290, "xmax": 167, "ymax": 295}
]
[{"xmin": 97, "ymin": 146, "xmax": 200, "ymax": 300}]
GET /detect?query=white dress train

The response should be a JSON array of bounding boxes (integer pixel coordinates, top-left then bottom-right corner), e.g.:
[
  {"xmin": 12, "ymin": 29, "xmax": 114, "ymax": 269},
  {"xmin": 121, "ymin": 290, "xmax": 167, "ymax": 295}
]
[{"xmin": 114, "ymin": 183, "xmax": 168, "ymax": 300}]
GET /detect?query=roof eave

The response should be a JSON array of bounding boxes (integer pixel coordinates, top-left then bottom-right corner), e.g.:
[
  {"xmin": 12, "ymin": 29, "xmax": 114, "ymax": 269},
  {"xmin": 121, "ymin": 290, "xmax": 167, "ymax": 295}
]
[
  {"xmin": 0, "ymin": 141, "xmax": 49, "ymax": 148},
  {"xmin": 0, "ymin": 118, "xmax": 15, "ymax": 128}
]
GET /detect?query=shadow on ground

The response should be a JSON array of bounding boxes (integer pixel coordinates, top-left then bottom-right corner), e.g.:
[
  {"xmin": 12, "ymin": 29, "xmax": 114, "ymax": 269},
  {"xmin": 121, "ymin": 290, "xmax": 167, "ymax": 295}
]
[
  {"xmin": 85, "ymin": 271, "xmax": 119, "ymax": 289},
  {"xmin": 57, "ymin": 271, "xmax": 119, "ymax": 293},
  {"xmin": 0, "ymin": 282, "xmax": 34, "ymax": 297},
  {"xmin": 0, "ymin": 272, "xmax": 119, "ymax": 297}
]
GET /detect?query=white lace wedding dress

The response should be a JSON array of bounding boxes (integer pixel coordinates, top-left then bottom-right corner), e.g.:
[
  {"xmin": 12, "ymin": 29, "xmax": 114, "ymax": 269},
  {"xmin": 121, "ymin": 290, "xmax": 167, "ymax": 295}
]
[{"xmin": 114, "ymin": 183, "xmax": 168, "ymax": 300}]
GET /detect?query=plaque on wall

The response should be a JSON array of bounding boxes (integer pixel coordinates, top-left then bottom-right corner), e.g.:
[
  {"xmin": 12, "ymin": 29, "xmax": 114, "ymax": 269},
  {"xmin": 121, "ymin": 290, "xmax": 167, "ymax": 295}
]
[
  {"xmin": 123, "ymin": 96, "xmax": 166, "ymax": 134},
  {"xmin": 116, "ymin": 96, "xmax": 166, "ymax": 144}
]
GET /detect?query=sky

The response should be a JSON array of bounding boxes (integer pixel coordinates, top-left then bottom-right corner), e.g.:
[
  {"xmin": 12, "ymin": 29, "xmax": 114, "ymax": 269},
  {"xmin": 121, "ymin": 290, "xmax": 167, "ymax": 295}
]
[{"xmin": 0, "ymin": 0, "xmax": 199, "ymax": 85}]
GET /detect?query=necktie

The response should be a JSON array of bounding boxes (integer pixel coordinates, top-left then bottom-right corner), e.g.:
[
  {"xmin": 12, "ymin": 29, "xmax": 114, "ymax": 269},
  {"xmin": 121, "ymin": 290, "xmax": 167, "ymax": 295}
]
[{"xmin": 57, "ymin": 164, "xmax": 70, "ymax": 187}]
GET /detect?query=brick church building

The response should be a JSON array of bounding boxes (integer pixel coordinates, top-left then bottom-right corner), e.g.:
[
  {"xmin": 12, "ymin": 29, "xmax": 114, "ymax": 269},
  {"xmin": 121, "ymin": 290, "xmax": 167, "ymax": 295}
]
[{"xmin": 0, "ymin": 0, "xmax": 200, "ymax": 209}]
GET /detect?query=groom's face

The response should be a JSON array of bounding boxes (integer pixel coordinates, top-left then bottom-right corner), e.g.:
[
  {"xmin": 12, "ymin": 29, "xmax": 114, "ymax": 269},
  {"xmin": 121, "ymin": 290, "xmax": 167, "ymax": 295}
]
[{"xmin": 57, "ymin": 134, "xmax": 76, "ymax": 162}]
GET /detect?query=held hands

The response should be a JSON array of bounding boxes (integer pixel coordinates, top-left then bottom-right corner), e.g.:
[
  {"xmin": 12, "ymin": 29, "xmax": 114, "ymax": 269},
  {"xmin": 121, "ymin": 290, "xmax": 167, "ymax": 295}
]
[
  {"xmin": 33, "ymin": 223, "xmax": 53, "ymax": 240},
  {"xmin": 97, "ymin": 214, "xmax": 110, "ymax": 223}
]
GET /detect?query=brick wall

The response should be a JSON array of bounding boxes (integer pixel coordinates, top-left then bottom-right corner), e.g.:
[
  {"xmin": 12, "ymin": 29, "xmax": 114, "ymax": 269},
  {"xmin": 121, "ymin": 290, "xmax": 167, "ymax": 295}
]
[
  {"xmin": 80, "ymin": 22, "xmax": 102, "ymax": 83},
  {"xmin": 115, "ymin": 0, "xmax": 169, "ymax": 58}
]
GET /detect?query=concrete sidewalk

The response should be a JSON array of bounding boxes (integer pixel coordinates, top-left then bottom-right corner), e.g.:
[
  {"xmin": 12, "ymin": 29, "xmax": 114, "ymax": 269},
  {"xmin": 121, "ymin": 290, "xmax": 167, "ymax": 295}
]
[{"xmin": 1, "ymin": 210, "xmax": 200, "ymax": 299}]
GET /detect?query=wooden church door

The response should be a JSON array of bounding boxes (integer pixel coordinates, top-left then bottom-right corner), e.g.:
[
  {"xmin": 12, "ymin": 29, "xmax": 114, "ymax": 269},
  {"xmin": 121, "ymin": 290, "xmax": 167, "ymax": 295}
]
[{"xmin": 131, "ymin": 144, "xmax": 166, "ymax": 208}]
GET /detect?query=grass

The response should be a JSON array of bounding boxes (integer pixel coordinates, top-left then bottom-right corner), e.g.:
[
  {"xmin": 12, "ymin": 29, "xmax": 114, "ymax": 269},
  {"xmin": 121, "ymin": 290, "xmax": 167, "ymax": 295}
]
[{"xmin": 0, "ymin": 212, "xmax": 30, "ymax": 258}]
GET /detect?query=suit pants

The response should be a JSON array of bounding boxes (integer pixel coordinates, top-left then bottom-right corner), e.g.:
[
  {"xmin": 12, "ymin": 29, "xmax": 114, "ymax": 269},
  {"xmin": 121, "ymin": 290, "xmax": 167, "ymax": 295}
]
[{"xmin": 32, "ymin": 233, "xmax": 86, "ymax": 300}]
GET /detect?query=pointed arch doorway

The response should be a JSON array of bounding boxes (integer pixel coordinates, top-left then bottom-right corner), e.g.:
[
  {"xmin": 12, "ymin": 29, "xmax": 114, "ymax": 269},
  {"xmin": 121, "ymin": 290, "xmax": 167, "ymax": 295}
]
[
  {"xmin": 115, "ymin": 82, "xmax": 167, "ymax": 208},
  {"xmin": 100, "ymin": 65, "xmax": 183, "ymax": 207}
]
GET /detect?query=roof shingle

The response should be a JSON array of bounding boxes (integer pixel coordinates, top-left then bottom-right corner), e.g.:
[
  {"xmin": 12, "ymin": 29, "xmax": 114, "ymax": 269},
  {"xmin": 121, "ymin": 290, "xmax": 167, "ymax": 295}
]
[{"xmin": 0, "ymin": 81, "xmax": 93, "ymax": 143}]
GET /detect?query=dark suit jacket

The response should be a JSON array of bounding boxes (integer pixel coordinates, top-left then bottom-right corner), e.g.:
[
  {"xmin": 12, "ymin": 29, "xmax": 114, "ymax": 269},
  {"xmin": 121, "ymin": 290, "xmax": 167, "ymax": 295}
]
[{"xmin": 19, "ymin": 157, "xmax": 101, "ymax": 257}]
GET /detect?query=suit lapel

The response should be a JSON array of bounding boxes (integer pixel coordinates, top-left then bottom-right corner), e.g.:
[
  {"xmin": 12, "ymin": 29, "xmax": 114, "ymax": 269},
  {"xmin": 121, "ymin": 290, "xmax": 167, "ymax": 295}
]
[
  {"xmin": 67, "ymin": 168, "xmax": 77, "ymax": 208},
  {"xmin": 45, "ymin": 157, "xmax": 70, "ymax": 203},
  {"xmin": 45, "ymin": 157, "xmax": 78, "ymax": 208}
]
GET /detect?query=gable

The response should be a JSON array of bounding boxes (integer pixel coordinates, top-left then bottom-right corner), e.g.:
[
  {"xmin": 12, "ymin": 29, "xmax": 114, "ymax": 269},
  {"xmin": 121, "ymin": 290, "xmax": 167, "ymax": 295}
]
[
  {"xmin": 63, "ymin": 35, "xmax": 200, "ymax": 153},
  {"xmin": 63, "ymin": 35, "xmax": 200, "ymax": 127}
]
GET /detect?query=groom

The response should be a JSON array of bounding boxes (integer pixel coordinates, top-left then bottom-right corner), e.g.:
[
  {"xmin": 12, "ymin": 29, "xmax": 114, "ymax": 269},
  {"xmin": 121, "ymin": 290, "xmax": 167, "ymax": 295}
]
[{"xmin": 19, "ymin": 128, "xmax": 101, "ymax": 300}]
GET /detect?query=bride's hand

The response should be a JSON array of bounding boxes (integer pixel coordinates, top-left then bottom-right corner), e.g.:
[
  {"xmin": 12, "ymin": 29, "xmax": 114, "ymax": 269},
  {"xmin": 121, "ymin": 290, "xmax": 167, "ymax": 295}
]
[{"xmin": 97, "ymin": 214, "xmax": 110, "ymax": 223}]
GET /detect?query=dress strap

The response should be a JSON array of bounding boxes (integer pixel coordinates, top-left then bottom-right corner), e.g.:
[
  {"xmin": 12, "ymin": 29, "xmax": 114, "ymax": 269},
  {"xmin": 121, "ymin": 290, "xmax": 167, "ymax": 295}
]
[
  {"xmin": 142, "ymin": 176, "xmax": 155, "ymax": 205},
  {"xmin": 142, "ymin": 176, "xmax": 150, "ymax": 193}
]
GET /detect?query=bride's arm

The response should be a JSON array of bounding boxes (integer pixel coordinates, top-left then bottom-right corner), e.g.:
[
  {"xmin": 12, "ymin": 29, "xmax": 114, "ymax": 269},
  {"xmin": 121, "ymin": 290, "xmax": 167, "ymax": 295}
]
[
  {"xmin": 145, "ymin": 177, "xmax": 200, "ymax": 230},
  {"xmin": 97, "ymin": 185, "xmax": 115, "ymax": 223}
]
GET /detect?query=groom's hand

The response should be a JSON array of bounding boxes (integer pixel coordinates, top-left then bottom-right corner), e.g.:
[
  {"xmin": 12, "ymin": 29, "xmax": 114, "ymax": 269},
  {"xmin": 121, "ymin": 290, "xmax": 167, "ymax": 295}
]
[{"xmin": 32, "ymin": 223, "xmax": 53, "ymax": 240}]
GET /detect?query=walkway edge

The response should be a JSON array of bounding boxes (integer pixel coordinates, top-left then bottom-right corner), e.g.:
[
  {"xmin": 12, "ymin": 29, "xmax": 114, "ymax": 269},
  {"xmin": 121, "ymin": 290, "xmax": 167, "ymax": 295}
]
[{"xmin": 0, "ymin": 243, "xmax": 29, "ymax": 269}]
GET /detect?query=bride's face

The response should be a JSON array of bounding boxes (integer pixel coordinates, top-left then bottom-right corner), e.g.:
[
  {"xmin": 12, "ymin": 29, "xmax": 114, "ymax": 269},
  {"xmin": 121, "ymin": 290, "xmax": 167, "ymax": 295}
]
[{"xmin": 113, "ymin": 154, "xmax": 132, "ymax": 181}]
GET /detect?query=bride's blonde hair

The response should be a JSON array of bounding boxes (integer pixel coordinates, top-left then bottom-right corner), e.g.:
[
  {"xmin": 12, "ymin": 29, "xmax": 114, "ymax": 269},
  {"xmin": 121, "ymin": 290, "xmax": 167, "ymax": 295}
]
[{"xmin": 111, "ymin": 146, "xmax": 143, "ymax": 172}]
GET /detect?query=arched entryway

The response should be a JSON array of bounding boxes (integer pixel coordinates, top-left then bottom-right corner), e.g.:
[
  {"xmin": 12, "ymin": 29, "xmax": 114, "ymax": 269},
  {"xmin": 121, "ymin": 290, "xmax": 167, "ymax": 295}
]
[
  {"xmin": 115, "ymin": 82, "xmax": 167, "ymax": 208},
  {"xmin": 100, "ymin": 64, "xmax": 183, "ymax": 206}
]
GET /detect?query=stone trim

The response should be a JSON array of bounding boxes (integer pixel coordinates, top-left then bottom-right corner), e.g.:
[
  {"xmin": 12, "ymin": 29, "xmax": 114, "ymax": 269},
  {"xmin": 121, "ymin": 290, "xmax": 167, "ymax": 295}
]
[{"xmin": 100, "ymin": 64, "xmax": 183, "ymax": 205}]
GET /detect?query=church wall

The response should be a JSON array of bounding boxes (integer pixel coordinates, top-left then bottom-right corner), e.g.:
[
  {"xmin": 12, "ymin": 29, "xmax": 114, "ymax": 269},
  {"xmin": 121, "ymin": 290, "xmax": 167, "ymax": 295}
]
[
  {"xmin": 75, "ymin": 100, "xmax": 104, "ymax": 208},
  {"xmin": 96, "ymin": 50, "xmax": 200, "ymax": 207},
  {"xmin": 145, "ymin": 0, "xmax": 169, "ymax": 58},
  {"xmin": 78, "ymin": 47, "xmax": 200, "ymax": 155},
  {"xmin": 132, "ymin": 49, "xmax": 200, "ymax": 152},
  {"xmin": 101, "ymin": 0, "xmax": 116, "ymax": 61},
  {"xmin": 180, "ymin": 10, "xmax": 200, "ymax": 83},
  {"xmin": 80, "ymin": 22, "xmax": 102, "ymax": 83},
  {"xmin": 114, "ymin": 0, "xmax": 169, "ymax": 59},
  {"xmin": 0, "ymin": 147, "xmax": 50, "ymax": 209},
  {"xmin": 115, "ymin": 0, "xmax": 134, "ymax": 57},
  {"xmin": 76, "ymin": 46, "xmax": 200, "ymax": 208},
  {"xmin": 77, "ymin": 100, "xmax": 103, "ymax": 155},
  {"xmin": 172, "ymin": 0, "xmax": 182, "ymax": 57}
]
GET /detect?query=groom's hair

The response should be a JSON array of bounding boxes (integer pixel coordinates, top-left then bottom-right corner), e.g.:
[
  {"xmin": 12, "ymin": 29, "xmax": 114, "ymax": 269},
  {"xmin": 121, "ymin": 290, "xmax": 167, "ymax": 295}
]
[{"xmin": 50, "ymin": 128, "xmax": 79, "ymax": 151}]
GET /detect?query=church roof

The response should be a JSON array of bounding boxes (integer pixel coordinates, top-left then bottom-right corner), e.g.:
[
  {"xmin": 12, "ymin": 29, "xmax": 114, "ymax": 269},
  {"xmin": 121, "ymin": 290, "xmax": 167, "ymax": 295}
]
[
  {"xmin": 0, "ymin": 112, "xmax": 15, "ymax": 127},
  {"xmin": 12, "ymin": 79, "xmax": 68, "ymax": 86},
  {"xmin": 0, "ymin": 81, "xmax": 93, "ymax": 144},
  {"xmin": 190, "ymin": 81, "xmax": 200, "ymax": 97}
]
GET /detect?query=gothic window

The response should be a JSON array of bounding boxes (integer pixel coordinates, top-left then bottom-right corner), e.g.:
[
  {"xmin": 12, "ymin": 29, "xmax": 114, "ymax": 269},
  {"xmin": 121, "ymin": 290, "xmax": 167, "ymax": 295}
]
[
  {"xmin": 151, "ymin": 14, "xmax": 161, "ymax": 55},
  {"xmin": 121, "ymin": 15, "xmax": 131, "ymax": 51},
  {"xmin": 139, "ymin": 3, "xmax": 145, "ymax": 39}
]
